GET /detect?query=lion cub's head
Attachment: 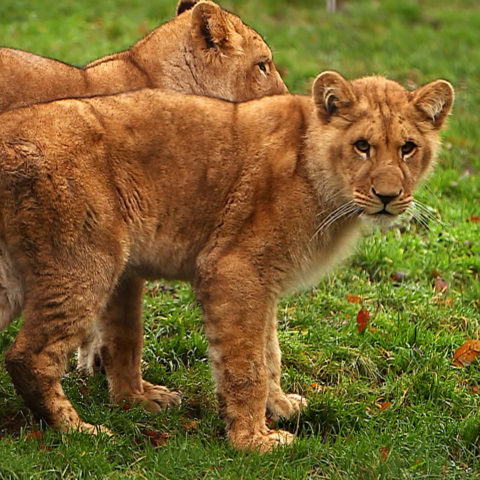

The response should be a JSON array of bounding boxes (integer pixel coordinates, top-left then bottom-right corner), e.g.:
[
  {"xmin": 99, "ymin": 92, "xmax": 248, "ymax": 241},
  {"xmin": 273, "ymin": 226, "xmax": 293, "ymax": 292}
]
[
  {"xmin": 174, "ymin": 0, "xmax": 287, "ymax": 101},
  {"xmin": 309, "ymin": 71, "xmax": 454, "ymax": 224}
]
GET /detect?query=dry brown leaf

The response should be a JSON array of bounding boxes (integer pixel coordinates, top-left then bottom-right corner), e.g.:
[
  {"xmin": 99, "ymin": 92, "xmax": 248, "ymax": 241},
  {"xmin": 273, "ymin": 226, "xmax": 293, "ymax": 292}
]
[
  {"xmin": 390, "ymin": 271, "xmax": 408, "ymax": 282},
  {"xmin": 379, "ymin": 446, "xmax": 390, "ymax": 461},
  {"xmin": 434, "ymin": 277, "xmax": 449, "ymax": 294},
  {"xmin": 26, "ymin": 430, "xmax": 43, "ymax": 441},
  {"xmin": 356, "ymin": 308, "xmax": 370, "ymax": 333},
  {"xmin": 437, "ymin": 297, "xmax": 454, "ymax": 307},
  {"xmin": 78, "ymin": 385, "xmax": 91, "ymax": 398},
  {"xmin": 310, "ymin": 382, "xmax": 323, "ymax": 391},
  {"xmin": 143, "ymin": 429, "xmax": 170, "ymax": 448},
  {"xmin": 183, "ymin": 420, "xmax": 201, "ymax": 431},
  {"xmin": 379, "ymin": 401, "xmax": 392, "ymax": 412},
  {"xmin": 346, "ymin": 294, "xmax": 362, "ymax": 304},
  {"xmin": 453, "ymin": 339, "xmax": 480, "ymax": 367}
]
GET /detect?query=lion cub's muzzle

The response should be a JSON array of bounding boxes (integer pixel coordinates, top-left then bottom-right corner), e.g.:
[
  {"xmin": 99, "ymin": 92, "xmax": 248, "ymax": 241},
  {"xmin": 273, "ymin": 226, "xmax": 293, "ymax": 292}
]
[{"xmin": 354, "ymin": 165, "xmax": 413, "ymax": 217}]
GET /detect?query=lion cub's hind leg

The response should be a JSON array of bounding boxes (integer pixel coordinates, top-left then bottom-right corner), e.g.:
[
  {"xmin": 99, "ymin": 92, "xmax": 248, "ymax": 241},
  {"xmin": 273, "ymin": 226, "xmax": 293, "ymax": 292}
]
[
  {"xmin": 265, "ymin": 311, "xmax": 307, "ymax": 421},
  {"xmin": 5, "ymin": 267, "xmax": 116, "ymax": 433},
  {"xmin": 99, "ymin": 274, "xmax": 181, "ymax": 412}
]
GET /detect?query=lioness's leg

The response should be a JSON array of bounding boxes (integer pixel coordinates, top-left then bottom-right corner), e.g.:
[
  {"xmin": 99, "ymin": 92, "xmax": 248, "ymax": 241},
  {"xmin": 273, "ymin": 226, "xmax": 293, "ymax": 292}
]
[
  {"xmin": 99, "ymin": 273, "xmax": 181, "ymax": 412},
  {"xmin": 5, "ymin": 272, "xmax": 112, "ymax": 433},
  {"xmin": 196, "ymin": 254, "xmax": 294, "ymax": 453},
  {"xmin": 265, "ymin": 310, "xmax": 307, "ymax": 420}
]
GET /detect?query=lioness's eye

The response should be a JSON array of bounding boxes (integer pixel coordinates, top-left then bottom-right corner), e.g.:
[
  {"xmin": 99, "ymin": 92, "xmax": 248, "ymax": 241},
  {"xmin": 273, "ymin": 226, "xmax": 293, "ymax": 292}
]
[
  {"xmin": 401, "ymin": 141, "xmax": 417, "ymax": 157},
  {"xmin": 354, "ymin": 139, "xmax": 370, "ymax": 155},
  {"xmin": 257, "ymin": 61, "xmax": 267, "ymax": 74}
]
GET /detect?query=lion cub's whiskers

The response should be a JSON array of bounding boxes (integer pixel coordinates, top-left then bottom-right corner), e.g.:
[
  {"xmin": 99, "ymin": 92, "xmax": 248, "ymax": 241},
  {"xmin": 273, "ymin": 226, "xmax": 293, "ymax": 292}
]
[
  {"xmin": 311, "ymin": 201, "xmax": 361, "ymax": 241},
  {"xmin": 407, "ymin": 200, "xmax": 445, "ymax": 230}
]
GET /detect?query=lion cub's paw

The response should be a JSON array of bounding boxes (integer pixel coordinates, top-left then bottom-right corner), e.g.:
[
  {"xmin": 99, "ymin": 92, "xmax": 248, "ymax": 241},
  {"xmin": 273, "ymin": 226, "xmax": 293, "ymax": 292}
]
[
  {"xmin": 72, "ymin": 422, "xmax": 113, "ymax": 436},
  {"xmin": 230, "ymin": 428, "xmax": 295, "ymax": 453},
  {"xmin": 267, "ymin": 393, "xmax": 307, "ymax": 421},
  {"xmin": 131, "ymin": 381, "xmax": 182, "ymax": 413}
]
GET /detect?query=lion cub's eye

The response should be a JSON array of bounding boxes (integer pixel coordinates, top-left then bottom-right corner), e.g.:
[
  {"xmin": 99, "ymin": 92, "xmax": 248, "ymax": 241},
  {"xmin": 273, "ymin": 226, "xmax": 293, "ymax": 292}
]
[
  {"xmin": 353, "ymin": 139, "xmax": 371, "ymax": 155},
  {"xmin": 401, "ymin": 141, "xmax": 417, "ymax": 157},
  {"xmin": 257, "ymin": 61, "xmax": 267, "ymax": 74}
]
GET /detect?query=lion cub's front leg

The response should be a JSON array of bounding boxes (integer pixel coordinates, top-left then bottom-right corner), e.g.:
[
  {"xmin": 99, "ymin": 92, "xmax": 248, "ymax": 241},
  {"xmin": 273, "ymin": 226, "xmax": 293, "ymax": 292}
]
[
  {"xmin": 99, "ymin": 274, "xmax": 181, "ymax": 412},
  {"xmin": 196, "ymin": 254, "xmax": 295, "ymax": 453}
]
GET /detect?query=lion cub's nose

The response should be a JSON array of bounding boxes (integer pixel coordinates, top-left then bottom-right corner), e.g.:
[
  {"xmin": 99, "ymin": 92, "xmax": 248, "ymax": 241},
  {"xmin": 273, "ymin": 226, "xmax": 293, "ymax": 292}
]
[{"xmin": 371, "ymin": 187, "xmax": 402, "ymax": 205}]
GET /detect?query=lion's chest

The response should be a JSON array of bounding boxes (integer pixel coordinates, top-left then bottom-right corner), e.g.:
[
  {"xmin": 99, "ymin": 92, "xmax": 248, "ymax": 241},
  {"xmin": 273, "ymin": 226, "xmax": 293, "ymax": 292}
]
[{"xmin": 285, "ymin": 220, "xmax": 363, "ymax": 292}]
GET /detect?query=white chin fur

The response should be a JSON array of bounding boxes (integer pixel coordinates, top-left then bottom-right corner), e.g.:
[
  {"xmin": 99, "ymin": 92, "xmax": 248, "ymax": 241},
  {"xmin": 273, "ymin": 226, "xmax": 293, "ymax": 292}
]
[{"xmin": 361, "ymin": 213, "xmax": 398, "ymax": 228}]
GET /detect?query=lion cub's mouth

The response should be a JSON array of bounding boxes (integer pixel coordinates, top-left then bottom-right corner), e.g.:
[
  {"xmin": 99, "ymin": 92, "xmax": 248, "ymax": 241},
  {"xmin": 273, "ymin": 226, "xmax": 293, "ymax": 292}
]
[
  {"xmin": 374, "ymin": 208, "xmax": 395, "ymax": 216},
  {"xmin": 358, "ymin": 202, "xmax": 412, "ymax": 227},
  {"xmin": 353, "ymin": 189, "xmax": 413, "ymax": 220}
]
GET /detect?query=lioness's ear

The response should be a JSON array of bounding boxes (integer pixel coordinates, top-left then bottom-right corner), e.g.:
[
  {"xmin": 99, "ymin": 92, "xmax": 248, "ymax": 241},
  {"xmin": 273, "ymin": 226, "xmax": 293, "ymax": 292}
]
[
  {"xmin": 191, "ymin": 1, "xmax": 235, "ymax": 51},
  {"xmin": 411, "ymin": 79, "xmax": 454, "ymax": 129},
  {"xmin": 176, "ymin": 0, "xmax": 199, "ymax": 16},
  {"xmin": 312, "ymin": 71, "xmax": 356, "ymax": 119}
]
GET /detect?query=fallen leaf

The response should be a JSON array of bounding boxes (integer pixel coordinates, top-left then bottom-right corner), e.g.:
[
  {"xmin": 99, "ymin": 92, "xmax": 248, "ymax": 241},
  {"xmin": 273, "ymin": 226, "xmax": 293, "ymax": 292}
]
[
  {"xmin": 434, "ymin": 277, "xmax": 449, "ymax": 294},
  {"xmin": 468, "ymin": 215, "xmax": 480, "ymax": 223},
  {"xmin": 79, "ymin": 385, "xmax": 91, "ymax": 397},
  {"xmin": 121, "ymin": 402, "xmax": 132, "ymax": 411},
  {"xmin": 472, "ymin": 385, "xmax": 479, "ymax": 394},
  {"xmin": 346, "ymin": 294, "xmax": 362, "ymax": 304},
  {"xmin": 26, "ymin": 430, "xmax": 43, "ymax": 441},
  {"xmin": 379, "ymin": 446, "xmax": 390, "ymax": 461},
  {"xmin": 437, "ymin": 297, "xmax": 454, "ymax": 307},
  {"xmin": 310, "ymin": 382, "xmax": 323, "ymax": 391},
  {"xmin": 183, "ymin": 420, "xmax": 200, "ymax": 431},
  {"xmin": 390, "ymin": 271, "xmax": 408, "ymax": 282},
  {"xmin": 356, "ymin": 308, "xmax": 370, "ymax": 333},
  {"xmin": 453, "ymin": 340, "xmax": 480, "ymax": 367},
  {"xmin": 143, "ymin": 429, "xmax": 170, "ymax": 448},
  {"xmin": 379, "ymin": 401, "xmax": 392, "ymax": 412}
]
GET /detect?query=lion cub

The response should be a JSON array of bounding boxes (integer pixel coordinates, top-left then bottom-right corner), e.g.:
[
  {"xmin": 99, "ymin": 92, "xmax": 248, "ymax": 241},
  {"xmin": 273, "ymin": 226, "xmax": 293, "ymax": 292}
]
[
  {"xmin": 0, "ymin": 0, "xmax": 287, "ymax": 398},
  {"xmin": 0, "ymin": 71, "xmax": 453, "ymax": 452}
]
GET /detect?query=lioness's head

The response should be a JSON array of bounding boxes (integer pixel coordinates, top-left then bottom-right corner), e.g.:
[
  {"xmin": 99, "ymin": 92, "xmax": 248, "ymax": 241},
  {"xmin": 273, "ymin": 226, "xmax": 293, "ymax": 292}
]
[
  {"xmin": 310, "ymin": 71, "xmax": 454, "ymax": 224},
  {"xmin": 168, "ymin": 0, "xmax": 287, "ymax": 101}
]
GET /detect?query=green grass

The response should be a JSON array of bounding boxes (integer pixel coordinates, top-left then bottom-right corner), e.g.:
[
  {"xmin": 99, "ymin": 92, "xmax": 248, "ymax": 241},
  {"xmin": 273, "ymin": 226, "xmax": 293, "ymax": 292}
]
[{"xmin": 1, "ymin": 0, "xmax": 480, "ymax": 478}]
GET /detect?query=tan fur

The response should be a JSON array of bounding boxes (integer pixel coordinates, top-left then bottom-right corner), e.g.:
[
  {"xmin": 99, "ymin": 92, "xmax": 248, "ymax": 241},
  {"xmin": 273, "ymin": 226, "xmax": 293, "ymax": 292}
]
[
  {"xmin": 0, "ymin": 71, "xmax": 453, "ymax": 451},
  {"xmin": 0, "ymin": 0, "xmax": 287, "ymax": 401}
]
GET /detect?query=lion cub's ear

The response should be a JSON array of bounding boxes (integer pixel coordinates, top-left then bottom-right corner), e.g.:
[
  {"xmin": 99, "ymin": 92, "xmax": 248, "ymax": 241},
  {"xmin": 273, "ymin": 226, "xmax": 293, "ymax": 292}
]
[
  {"xmin": 190, "ymin": 1, "xmax": 239, "ymax": 52},
  {"xmin": 312, "ymin": 70, "xmax": 356, "ymax": 119},
  {"xmin": 176, "ymin": 0, "xmax": 199, "ymax": 16},
  {"xmin": 410, "ymin": 80, "xmax": 454, "ymax": 129}
]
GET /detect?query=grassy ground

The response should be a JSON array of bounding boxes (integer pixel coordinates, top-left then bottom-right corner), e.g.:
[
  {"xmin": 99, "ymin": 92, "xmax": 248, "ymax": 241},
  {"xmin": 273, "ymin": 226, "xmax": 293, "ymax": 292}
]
[{"xmin": 1, "ymin": 0, "xmax": 480, "ymax": 478}]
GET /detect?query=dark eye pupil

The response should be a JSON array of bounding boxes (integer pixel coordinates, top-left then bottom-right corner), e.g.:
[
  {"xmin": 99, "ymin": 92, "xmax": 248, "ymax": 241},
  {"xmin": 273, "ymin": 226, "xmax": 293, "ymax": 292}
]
[
  {"xmin": 258, "ymin": 61, "xmax": 267, "ymax": 73},
  {"xmin": 402, "ymin": 142, "xmax": 416, "ymax": 155},
  {"xmin": 354, "ymin": 139, "xmax": 370, "ymax": 153}
]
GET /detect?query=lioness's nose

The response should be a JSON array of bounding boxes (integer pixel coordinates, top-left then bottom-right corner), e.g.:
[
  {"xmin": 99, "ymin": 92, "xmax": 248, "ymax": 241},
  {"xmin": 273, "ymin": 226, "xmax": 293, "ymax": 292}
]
[{"xmin": 371, "ymin": 187, "xmax": 402, "ymax": 205}]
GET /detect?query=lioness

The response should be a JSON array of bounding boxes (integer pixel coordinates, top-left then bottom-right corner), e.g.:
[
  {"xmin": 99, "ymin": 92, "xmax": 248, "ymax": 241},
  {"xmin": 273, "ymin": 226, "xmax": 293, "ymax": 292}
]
[
  {"xmin": 0, "ymin": 0, "xmax": 286, "ymax": 112},
  {"xmin": 0, "ymin": 71, "xmax": 453, "ymax": 451},
  {"xmin": 0, "ymin": 0, "xmax": 287, "ymax": 390}
]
